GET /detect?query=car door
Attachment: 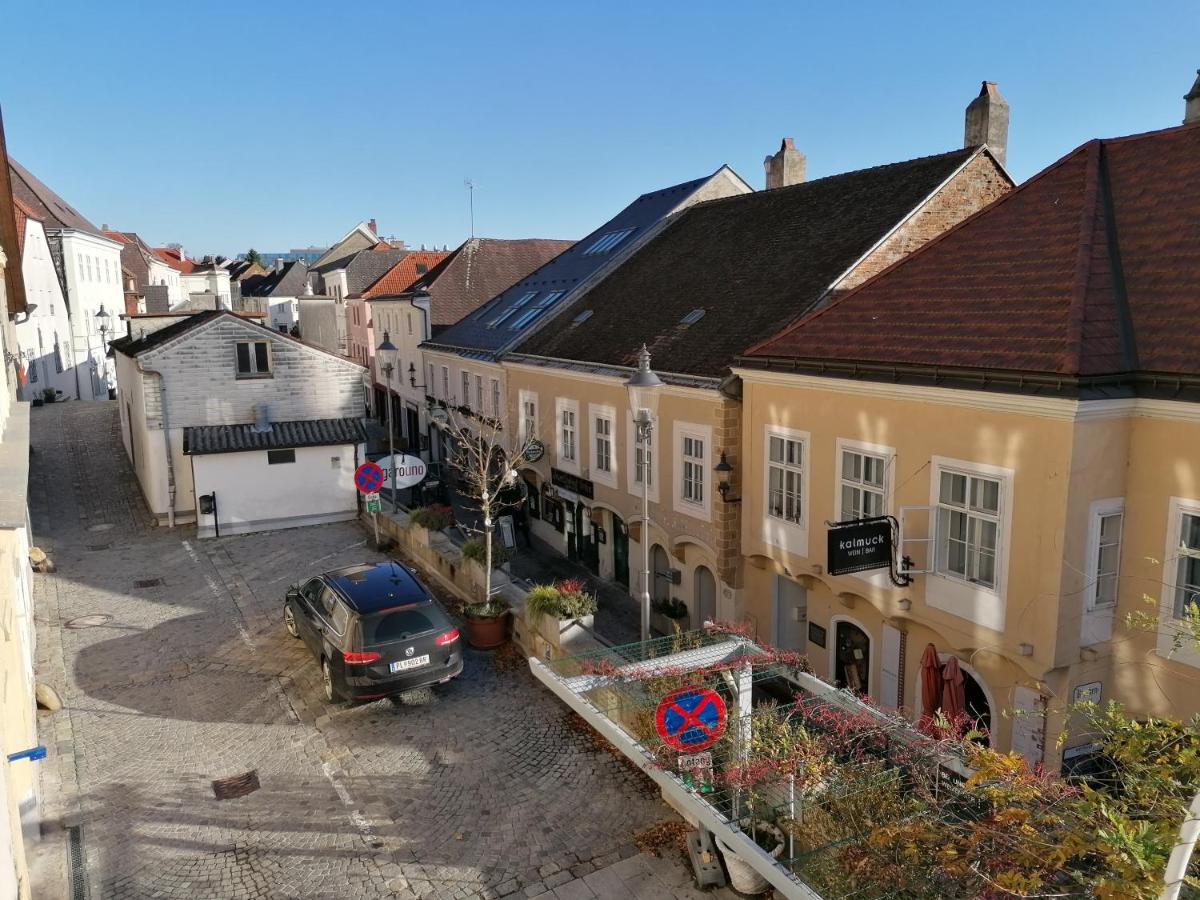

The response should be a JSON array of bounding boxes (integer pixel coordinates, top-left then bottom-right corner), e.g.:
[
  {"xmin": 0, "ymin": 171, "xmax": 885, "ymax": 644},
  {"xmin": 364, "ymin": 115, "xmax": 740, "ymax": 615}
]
[{"xmin": 296, "ymin": 578, "xmax": 325, "ymax": 654}]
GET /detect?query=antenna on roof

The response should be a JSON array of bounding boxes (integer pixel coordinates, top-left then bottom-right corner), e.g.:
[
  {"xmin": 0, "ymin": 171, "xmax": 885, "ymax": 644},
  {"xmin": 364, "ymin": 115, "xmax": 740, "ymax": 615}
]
[{"xmin": 464, "ymin": 178, "xmax": 476, "ymax": 238}]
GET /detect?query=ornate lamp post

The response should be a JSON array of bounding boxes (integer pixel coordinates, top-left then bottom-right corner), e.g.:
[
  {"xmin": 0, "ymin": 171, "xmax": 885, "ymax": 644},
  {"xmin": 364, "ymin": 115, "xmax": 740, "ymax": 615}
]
[
  {"xmin": 95, "ymin": 305, "xmax": 112, "ymax": 398},
  {"xmin": 377, "ymin": 331, "xmax": 398, "ymax": 513},
  {"xmin": 625, "ymin": 344, "xmax": 663, "ymax": 642}
]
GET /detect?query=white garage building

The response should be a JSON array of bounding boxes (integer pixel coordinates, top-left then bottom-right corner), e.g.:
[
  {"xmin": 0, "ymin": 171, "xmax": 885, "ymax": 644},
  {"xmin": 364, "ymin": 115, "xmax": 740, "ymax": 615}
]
[{"xmin": 110, "ymin": 309, "xmax": 367, "ymax": 536}]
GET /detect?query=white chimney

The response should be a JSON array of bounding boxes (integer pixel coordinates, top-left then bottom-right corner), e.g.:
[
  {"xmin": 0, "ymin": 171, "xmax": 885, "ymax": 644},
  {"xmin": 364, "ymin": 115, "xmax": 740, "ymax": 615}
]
[{"xmin": 1185, "ymin": 70, "xmax": 1200, "ymax": 125}]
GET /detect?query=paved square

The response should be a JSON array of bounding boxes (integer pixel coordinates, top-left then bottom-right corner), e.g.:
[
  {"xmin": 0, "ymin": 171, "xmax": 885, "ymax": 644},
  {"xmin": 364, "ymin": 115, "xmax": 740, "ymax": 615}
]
[{"xmin": 29, "ymin": 404, "xmax": 716, "ymax": 900}]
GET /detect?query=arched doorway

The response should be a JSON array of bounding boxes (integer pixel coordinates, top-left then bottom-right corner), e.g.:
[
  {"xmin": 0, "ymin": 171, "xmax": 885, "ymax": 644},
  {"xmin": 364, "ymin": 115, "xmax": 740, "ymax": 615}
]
[
  {"xmin": 651, "ymin": 544, "xmax": 671, "ymax": 603},
  {"xmin": 833, "ymin": 619, "xmax": 870, "ymax": 694},
  {"xmin": 961, "ymin": 669, "xmax": 992, "ymax": 744},
  {"xmin": 695, "ymin": 566, "xmax": 716, "ymax": 626}
]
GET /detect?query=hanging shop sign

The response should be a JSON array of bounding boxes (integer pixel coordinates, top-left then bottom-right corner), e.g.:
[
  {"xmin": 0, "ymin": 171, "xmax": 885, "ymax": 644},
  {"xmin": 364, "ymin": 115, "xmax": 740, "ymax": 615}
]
[
  {"xmin": 523, "ymin": 439, "xmax": 546, "ymax": 463},
  {"xmin": 655, "ymin": 686, "xmax": 727, "ymax": 752},
  {"xmin": 374, "ymin": 454, "xmax": 428, "ymax": 490},
  {"xmin": 827, "ymin": 517, "xmax": 893, "ymax": 576},
  {"xmin": 551, "ymin": 467, "xmax": 594, "ymax": 500}
]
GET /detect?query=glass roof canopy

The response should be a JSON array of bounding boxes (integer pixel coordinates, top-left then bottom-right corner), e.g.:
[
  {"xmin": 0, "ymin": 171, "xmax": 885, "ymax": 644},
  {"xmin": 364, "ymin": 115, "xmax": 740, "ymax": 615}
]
[{"xmin": 529, "ymin": 628, "xmax": 973, "ymax": 900}]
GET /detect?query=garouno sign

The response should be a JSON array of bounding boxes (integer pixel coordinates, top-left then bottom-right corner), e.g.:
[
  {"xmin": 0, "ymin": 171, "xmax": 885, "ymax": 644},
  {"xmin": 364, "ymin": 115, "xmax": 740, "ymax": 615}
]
[{"xmin": 374, "ymin": 454, "xmax": 428, "ymax": 490}]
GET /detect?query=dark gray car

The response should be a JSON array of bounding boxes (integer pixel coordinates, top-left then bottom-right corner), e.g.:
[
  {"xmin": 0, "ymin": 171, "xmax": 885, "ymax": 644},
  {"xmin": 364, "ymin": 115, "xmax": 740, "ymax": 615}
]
[{"xmin": 284, "ymin": 561, "xmax": 463, "ymax": 702}]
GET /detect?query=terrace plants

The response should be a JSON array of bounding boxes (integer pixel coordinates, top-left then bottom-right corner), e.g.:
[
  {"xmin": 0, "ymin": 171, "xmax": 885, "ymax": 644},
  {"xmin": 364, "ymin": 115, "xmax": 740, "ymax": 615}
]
[{"xmin": 408, "ymin": 504, "xmax": 453, "ymax": 531}]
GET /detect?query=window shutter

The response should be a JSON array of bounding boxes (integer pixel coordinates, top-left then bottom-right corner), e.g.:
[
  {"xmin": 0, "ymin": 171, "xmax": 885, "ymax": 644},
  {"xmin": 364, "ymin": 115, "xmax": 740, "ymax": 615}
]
[{"xmin": 899, "ymin": 505, "xmax": 935, "ymax": 574}]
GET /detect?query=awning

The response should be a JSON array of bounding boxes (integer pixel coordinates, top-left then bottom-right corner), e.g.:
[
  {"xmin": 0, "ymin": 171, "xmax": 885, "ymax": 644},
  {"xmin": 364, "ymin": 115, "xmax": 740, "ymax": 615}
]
[{"xmin": 183, "ymin": 417, "xmax": 367, "ymax": 455}]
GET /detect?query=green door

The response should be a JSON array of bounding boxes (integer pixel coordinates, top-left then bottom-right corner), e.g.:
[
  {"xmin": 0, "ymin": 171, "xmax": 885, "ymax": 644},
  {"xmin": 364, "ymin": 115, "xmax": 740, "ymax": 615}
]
[{"xmin": 612, "ymin": 515, "xmax": 629, "ymax": 587}]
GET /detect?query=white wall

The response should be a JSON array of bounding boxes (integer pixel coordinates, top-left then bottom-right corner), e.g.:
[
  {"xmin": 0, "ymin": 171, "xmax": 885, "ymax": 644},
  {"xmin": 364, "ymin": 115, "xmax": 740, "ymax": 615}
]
[
  {"xmin": 297, "ymin": 296, "xmax": 342, "ymax": 355},
  {"xmin": 192, "ymin": 443, "xmax": 362, "ymax": 537},
  {"xmin": 60, "ymin": 231, "xmax": 124, "ymax": 400},
  {"xmin": 146, "ymin": 258, "xmax": 183, "ymax": 302},
  {"xmin": 182, "ymin": 270, "xmax": 231, "ymax": 308},
  {"xmin": 14, "ymin": 219, "xmax": 76, "ymax": 401}
]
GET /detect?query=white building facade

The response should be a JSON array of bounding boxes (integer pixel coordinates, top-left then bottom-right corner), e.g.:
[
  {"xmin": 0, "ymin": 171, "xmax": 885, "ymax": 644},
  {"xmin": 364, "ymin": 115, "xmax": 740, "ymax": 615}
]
[{"xmin": 13, "ymin": 214, "xmax": 75, "ymax": 401}]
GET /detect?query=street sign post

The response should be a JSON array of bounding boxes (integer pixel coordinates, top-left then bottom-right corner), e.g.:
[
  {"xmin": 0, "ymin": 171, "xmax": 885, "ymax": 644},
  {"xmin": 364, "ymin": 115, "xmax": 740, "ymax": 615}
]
[
  {"xmin": 354, "ymin": 462, "xmax": 385, "ymax": 494},
  {"xmin": 655, "ymin": 686, "xmax": 727, "ymax": 753},
  {"xmin": 365, "ymin": 493, "xmax": 382, "ymax": 514}
]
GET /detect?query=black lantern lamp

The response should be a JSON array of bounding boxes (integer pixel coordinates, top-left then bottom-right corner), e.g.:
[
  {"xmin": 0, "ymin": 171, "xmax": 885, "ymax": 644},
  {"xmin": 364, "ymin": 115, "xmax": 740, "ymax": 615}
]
[{"xmin": 715, "ymin": 450, "xmax": 740, "ymax": 503}]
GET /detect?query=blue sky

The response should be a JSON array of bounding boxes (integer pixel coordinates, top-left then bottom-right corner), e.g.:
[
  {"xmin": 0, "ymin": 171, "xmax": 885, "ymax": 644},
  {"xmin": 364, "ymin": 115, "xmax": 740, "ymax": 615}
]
[{"xmin": 2, "ymin": 1, "xmax": 1196, "ymax": 256}]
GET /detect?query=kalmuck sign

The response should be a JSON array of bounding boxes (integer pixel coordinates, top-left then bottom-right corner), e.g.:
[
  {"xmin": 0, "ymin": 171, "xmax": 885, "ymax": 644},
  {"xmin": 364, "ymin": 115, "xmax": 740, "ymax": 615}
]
[{"xmin": 827, "ymin": 517, "xmax": 893, "ymax": 576}]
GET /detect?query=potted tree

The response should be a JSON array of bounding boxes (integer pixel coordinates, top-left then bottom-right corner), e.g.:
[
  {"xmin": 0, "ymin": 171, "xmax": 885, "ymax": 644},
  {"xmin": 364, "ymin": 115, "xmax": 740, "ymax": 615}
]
[
  {"xmin": 437, "ymin": 405, "xmax": 539, "ymax": 650},
  {"xmin": 650, "ymin": 597, "xmax": 690, "ymax": 636}
]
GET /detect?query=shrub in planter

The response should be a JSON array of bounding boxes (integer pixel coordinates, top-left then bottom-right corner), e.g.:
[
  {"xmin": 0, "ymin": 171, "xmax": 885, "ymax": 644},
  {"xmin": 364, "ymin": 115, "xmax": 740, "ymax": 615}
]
[
  {"xmin": 409, "ymin": 504, "xmax": 453, "ymax": 531},
  {"xmin": 463, "ymin": 597, "xmax": 510, "ymax": 649},
  {"xmin": 460, "ymin": 538, "xmax": 509, "ymax": 568},
  {"xmin": 42, "ymin": 388, "xmax": 57, "ymax": 404},
  {"xmin": 524, "ymin": 579, "xmax": 598, "ymax": 625}
]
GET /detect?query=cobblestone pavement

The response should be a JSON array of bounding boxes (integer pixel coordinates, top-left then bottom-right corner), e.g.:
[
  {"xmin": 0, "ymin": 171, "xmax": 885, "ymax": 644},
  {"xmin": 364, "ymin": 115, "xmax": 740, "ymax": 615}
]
[{"xmin": 29, "ymin": 403, "xmax": 727, "ymax": 900}]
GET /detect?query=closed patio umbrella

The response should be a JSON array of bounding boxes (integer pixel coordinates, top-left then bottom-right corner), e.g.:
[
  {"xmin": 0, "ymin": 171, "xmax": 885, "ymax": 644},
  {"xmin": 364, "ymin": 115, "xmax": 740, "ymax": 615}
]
[
  {"xmin": 919, "ymin": 643, "xmax": 943, "ymax": 730},
  {"xmin": 941, "ymin": 656, "xmax": 967, "ymax": 728}
]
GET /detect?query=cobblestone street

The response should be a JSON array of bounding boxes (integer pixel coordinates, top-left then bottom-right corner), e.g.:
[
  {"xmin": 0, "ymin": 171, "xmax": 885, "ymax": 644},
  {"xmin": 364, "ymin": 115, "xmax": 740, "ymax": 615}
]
[{"xmin": 29, "ymin": 403, "xmax": 721, "ymax": 900}]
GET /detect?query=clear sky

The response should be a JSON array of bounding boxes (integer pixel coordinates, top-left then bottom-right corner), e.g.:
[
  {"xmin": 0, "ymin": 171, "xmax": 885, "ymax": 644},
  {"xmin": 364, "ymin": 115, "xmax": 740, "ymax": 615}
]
[{"xmin": 2, "ymin": 1, "xmax": 1196, "ymax": 257}]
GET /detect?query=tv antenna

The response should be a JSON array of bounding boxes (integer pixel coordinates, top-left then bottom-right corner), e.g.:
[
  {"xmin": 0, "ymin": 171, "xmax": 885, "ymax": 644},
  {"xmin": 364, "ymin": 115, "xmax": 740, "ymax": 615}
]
[{"xmin": 464, "ymin": 178, "xmax": 476, "ymax": 238}]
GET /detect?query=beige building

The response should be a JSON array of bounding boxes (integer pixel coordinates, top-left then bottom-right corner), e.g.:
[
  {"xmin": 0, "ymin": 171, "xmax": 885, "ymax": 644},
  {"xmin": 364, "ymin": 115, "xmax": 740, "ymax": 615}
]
[
  {"xmin": 504, "ymin": 93, "xmax": 1012, "ymax": 638},
  {"xmin": 736, "ymin": 115, "xmax": 1200, "ymax": 768}
]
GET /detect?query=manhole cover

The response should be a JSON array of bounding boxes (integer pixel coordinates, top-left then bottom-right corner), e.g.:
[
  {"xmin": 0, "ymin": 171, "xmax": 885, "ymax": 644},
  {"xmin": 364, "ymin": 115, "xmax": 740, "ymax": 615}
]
[
  {"xmin": 65, "ymin": 614, "xmax": 112, "ymax": 630},
  {"xmin": 212, "ymin": 770, "xmax": 260, "ymax": 800},
  {"xmin": 87, "ymin": 524, "xmax": 114, "ymax": 533},
  {"xmin": 134, "ymin": 578, "xmax": 163, "ymax": 589}
]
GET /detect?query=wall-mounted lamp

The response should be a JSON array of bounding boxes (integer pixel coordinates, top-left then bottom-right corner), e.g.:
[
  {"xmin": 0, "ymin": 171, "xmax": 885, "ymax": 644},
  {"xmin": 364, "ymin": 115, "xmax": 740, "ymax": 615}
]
[
  {"xmin": 714, "ymin": 450, "xmax": 740, "ymax": 503},
  {"xmin": 408, "ymin": 361, "xmax": 424, "ymax": 390}
]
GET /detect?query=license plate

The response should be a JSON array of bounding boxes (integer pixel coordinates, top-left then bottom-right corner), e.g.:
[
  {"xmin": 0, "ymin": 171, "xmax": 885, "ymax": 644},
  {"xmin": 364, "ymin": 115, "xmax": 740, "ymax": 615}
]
[{"xmin": 390, "ymin": 655, "xmax": 429, "ymax": 673}]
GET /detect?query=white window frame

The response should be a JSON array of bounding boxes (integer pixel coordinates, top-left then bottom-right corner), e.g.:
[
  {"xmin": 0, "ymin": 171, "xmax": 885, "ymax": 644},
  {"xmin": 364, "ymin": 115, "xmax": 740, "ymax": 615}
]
[
  {"xmin": 589, "ymin": 404, "xmax": 617, "ymax": 489},
  {"xmin": 475, "ymin": 374, "xmax": 484, "ymax": 411},
  {"xmin": 555, "ymin": 398, "xmax": 579, "ymax": 473},
  {"xmin": 673, "ymin": 421, "xmax": 712, "ymax": 523},
  {"xmin": 491, "ymin": 378, "xmax": 501, "ymax": 418},
  {"xmin": 427, "ymin": 363, "xmax": 435, "ymax": 396},
  {"xmin": 461, "ymin": 371, "xmax": 471, "ymax": 407},
  {"xmin": 1159, "ymin": 497, "xmax": 1200, "ymax": 668},
  {"xmin": 440, "ymin": 366, "xmax": 449, "ymax": 400},
  {"xmin": 763, "ymin": 426, "xmax": 809, "ymax": 540},
  {"xmin": 835, "ymin": 438, "xmax": 893, "ymax": 522},
  {"xmin": 520, "ymin": 390, "xmax": 539, "ymax": 445},
  {"xmin": 1081, "ymin": 497, "xmax": 1123, "ymax": 647},
  {"xmin": 626, "ymin": 412, "xmax": 659, "ymax": 504},
  {"xmin": 235, "ymin": 340, "xmax": 272, "ymax": 377},
  {"xmin": 926, "ymin": 456, "xmax": 1014, "ymax": 632}
]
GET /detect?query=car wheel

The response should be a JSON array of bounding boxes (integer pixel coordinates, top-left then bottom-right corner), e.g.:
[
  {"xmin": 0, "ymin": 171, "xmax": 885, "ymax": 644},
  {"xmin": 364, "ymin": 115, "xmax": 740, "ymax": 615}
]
[
  {"xmin": 284, "ymin": 604, "xmax": 299, "ymax": 638},
  {"xmin": 322, "ymin": 658, "xmax": 339, "ymax": 702}
]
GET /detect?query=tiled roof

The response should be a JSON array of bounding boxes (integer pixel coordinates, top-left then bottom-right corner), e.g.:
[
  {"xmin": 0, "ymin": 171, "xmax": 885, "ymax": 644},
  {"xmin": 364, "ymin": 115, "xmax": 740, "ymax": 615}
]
[
  {"xmin": 183, "ymin": 417, "xmax": 367, "ymax": 455},
  {"xmin": 153, "ymin": 247, "xmax": 197, "ymax": 274},
  {"xmin": 744, "ymin": 124, "xmax": 1200, "ymax": 385},
  {"xmin": 8, "ymin": 158, "xmax": 104, "ymax": 236},
  {"xmin": 344, "ymin": 248, "xmax": 409, "ymax": 294},
  {"xmin": 12, "ymin": 195, "xmax": 31, "ymax": 257},
  {"xmin": 515, "ymin": 149, "xmax": 980, "ymax": 378},
  {"xmin": 360, "ymin": 250, "xmax": 452, "ymax": 300},
  {"xmin": 245, "ymin": 260, "xmax": 308, "ymax": 297},
  {"xmin": 428, "ymin": 172, "xmax": 735, "ymax": 359},
  {"xmin": 109, "ymin": 309, "xmax": 224, "ymax": 356}
]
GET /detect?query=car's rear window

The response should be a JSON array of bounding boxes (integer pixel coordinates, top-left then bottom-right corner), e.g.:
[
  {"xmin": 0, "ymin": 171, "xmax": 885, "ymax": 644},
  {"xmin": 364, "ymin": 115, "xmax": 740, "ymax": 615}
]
[{"xmin": 360, "ymin": 604, "xmax": 445, "ymax": 645}]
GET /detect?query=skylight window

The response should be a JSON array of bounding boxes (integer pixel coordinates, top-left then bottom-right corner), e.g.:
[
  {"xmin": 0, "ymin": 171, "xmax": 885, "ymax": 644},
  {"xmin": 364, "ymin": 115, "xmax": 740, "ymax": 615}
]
[
  {"xmin": 582, "ymin": 228, "xmax": 636, "ymax": 256},
  {"xmin": 510, "ymin": 291, "xmax": 565, "ymax": 329},
  {"xmin": 572, "ymin": 309, "xmax": 594, "ymax": 325},
  {"xmin": 680, "ymin": 308, "xmax": 706, "ymax": 325},
  {"xmin": 488, "ymin": 291, "xmax": 538, "ymax": 328}
]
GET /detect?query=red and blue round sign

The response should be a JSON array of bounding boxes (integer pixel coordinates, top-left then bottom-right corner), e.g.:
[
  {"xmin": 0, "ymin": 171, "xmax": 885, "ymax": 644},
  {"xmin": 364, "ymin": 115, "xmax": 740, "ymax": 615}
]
[
  {"xmin": 354, "ymin": 462, "xmax": 385, "ymax": 494},
  {"xmin": 655, "ymin": 685, "xmax": 727, "ymax": 752}
]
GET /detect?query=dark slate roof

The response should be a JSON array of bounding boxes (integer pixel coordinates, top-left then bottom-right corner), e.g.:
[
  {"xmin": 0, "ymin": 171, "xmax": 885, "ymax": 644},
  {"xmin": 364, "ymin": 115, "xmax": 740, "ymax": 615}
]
[
  {"xmin": 426, "ymin": 173, "xmax": 723, "ymax": 359},
  {"xmin": 744, "ymin": 124, "xmax": 1200, "ymax": 391},
  {"xmin": 109, "ymin": 309, "xmax": 223, "ymax": 356},
  {"xmin": 407, "ymin": 238, "xmax": 576, "ymax": 327},
  {"xmin": 345, "ymin": 248, "xmax": 409, "ymax": 294},
  {"xmin": 183, "ymin": 417, "xmax": 367, "ymax": 455},
  {"xmin": 245, "ymin": 260, "xmax": 309, "ymax": 297},
  {"xmin": 514, "ymin": 148, "xmax": 980, "ymax": 378},
  {"xmin": 9, "ymin": 158, "xmax": 104, "ymax": 236}
]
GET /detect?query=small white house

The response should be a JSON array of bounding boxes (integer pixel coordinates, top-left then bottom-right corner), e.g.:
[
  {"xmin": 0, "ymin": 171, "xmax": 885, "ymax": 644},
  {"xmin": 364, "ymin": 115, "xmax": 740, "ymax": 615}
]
[{"xmin": 110, "ymin": 309, "xmax": 368, "ymax": 537}]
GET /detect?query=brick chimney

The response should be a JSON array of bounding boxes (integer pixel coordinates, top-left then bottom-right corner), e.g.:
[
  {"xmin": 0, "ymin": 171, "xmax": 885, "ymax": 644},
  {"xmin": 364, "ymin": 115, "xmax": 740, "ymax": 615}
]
[
  {"xmin": 764, "ymin": 138, "xmax": 806, "ymax": 190},
  {"xmin": 1185, "ymin": 70, "xmax": 1200, "ymax": 125},
  {"xmin": 964, "ymin": 81, "xmax": 1009, "ymax": 168},
  {"xmin": 368, "ymin": 218, "xmax": 378, "ymax": 236}
]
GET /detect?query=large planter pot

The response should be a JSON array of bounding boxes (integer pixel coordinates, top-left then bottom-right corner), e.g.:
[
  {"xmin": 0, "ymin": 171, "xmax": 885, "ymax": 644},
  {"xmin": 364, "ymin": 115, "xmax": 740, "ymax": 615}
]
[
  {"xmin": 716, "ymin": 823, "xmax": 785, "ymax": 895},
  {"xmin": 537, "ymin": 613, "xmax": 595, "ymax": 647},
  {"xmin": 650, "ymin": 611, "xmax": 690, "ymax": 637},
  {"xmin": 465, "ymin": 611, "xmax": 509, "ymax": 649}
]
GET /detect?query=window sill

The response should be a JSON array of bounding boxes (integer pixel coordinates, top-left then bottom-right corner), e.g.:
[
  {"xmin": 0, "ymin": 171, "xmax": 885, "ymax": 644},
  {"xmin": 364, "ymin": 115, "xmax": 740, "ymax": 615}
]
[{"xmin": 235, "ymin": 373, "xmax": 274, "ymax": 380}]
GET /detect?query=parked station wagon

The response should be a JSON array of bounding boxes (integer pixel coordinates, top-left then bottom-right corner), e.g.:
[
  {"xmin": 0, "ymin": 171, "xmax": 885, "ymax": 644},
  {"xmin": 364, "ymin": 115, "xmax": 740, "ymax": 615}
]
[{"xmin": 284, "ymin": 561, "xmax": 463, "ymax": 702}]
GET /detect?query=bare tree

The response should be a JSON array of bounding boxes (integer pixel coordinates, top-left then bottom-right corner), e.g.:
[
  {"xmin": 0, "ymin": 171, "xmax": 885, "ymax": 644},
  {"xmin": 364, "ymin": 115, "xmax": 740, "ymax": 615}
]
[{"xmin": 436, "ymin": 404, "xmax": 540, "ymax": 608}]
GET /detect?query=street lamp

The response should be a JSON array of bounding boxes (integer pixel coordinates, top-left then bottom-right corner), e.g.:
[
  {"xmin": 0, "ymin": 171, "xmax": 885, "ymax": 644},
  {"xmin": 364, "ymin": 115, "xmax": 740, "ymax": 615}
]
[
  {"xmin": 625, "ymin": 344, "xmax": 663, "ymax": 643},
  {"xmin": 95, "ymin": 305, "xmax": 112, "ymax": 398},
  {"xmin": 377, "ymin": 331, "xmax": 398, "ymax": 513}
]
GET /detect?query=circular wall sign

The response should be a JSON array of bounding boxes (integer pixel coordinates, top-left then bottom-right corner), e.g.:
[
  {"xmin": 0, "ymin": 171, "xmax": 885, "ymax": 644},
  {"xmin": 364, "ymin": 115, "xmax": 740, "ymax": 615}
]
[
  {"xmin": 375, "ymin": 454, "xmax": 428, "ymax": 490},
  {"xmin": 655, "ymin": 686, "xmax": 727, "ymax": 752},
  {"xmin": 523, "ymin": 439, "xmax": 546, "ymax": 463}
]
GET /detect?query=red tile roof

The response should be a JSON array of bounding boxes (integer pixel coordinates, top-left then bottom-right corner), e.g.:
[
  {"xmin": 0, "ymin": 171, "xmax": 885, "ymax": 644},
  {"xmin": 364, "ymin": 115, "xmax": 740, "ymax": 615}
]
[
  {"xmin": 153, "ymin": 247, "xmax": 197, "ymax": 274},
  {"xmin": 12, "ymin": 195, "xmax": 32, "ymax": 257},
  {"xmin": 745, "ymin": 123, "xmax": 1200, "ymax": 382},
  {"xmin": 360, "ymin": 250, "xmax": 452, "ymax": 300}
]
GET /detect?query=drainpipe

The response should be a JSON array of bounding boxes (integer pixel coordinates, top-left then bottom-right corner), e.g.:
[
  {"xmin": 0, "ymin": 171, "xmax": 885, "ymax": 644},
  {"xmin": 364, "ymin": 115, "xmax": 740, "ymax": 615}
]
[{"xmin": 137, "ymin": 364, "xmax": 176, "ymax": 527}]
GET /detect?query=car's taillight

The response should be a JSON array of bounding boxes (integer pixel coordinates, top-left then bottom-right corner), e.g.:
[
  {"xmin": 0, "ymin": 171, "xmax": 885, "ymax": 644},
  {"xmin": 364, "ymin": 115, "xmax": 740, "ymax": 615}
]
[
  {"xmin": 343, "ymin": 651, "xmax": 381, "ymax": 664},
  {"xmin": 435, "ymin": 628, "xmax": 460, "ymax": 646}
]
